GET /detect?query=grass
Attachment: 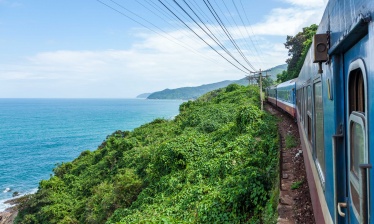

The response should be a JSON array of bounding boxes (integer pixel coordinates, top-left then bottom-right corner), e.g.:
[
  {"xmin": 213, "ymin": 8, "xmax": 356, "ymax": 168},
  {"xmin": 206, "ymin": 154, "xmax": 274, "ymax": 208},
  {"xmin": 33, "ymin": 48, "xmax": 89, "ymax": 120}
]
[
  {"xmin": 291, "ymin": 180, "xmax": 303, "ymax": 190},
  {"xmin": 285, "ymin": 134, "xmax": 298, "ymax": 149}
]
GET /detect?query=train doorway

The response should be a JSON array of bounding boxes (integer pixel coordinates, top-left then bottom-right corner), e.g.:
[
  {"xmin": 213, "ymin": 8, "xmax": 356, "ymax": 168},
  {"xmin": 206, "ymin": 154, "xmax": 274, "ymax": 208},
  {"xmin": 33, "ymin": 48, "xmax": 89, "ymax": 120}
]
[{"xmin": 340, "ymin": 35, "xmax": 370, "ymax": 224}]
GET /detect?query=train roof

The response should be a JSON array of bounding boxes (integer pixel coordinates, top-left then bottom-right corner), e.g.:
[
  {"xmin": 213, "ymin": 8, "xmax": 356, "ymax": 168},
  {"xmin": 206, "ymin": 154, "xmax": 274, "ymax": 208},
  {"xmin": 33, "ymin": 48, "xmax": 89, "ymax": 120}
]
[
  {"xmin": 267, "ymin": 84, "xmax": 277, "ymax": 90},
  {"xmin": 277, "ymin": 78, "xmax": 297, "ymax": 89}
]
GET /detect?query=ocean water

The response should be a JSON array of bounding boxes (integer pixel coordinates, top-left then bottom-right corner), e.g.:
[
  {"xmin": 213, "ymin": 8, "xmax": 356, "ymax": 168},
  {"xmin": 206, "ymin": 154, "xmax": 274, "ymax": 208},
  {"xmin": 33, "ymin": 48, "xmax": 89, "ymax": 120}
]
[{"xmin": 0, "ymin": 98, "xmax": 183, "ymax": 211}]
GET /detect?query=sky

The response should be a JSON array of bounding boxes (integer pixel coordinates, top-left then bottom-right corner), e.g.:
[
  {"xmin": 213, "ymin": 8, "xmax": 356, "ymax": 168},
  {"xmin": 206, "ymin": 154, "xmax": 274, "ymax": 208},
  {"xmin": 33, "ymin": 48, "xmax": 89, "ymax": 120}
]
[{"xmin": 0, "ymin": 0, "xmax": 328, "ymax": 98}]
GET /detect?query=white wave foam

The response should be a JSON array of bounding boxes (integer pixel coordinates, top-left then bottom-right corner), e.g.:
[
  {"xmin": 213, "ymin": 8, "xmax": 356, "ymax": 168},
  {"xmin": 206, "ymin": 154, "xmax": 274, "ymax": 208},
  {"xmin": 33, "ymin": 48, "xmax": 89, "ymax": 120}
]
[
  {"xmin": 0, "ymin": 188, "xmax": 38, "ymax": 212},
  {"xmin": 0, "ymin": 198, "xmax": 12, "ymax": 212},
  {"xmin": 3, "ymin": 187, "xmax": 11, "ymax": 193}
]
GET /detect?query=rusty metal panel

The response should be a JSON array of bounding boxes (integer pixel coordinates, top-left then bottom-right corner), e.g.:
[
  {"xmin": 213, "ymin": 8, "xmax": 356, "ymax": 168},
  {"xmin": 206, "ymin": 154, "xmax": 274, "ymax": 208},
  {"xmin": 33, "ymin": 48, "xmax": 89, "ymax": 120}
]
[{"xmin": 313, "ymin": 34, "xmax": 328, "ymax": 62}]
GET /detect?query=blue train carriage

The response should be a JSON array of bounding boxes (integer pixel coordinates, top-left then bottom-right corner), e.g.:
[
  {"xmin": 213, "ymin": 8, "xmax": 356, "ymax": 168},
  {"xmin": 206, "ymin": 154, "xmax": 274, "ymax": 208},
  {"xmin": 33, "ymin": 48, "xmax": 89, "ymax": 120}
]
[
  {"xmin": 295, "ymin": 0, "xmax": 374, "ymax": 223},
  {"xmin": 265, "ymin": 85, "xmax": 277, "ymax": 106},
  {"xmin": 276, "ymin": 79, "xmax": 296, "ymax": 118}
]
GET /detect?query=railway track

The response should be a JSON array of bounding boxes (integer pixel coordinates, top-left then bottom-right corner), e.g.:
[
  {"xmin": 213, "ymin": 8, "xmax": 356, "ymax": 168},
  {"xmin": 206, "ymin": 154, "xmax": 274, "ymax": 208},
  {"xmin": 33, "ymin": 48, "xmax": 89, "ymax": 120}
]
[{"xmin": 264, "ymin": 103, "xmax": 315, "ymax": 224}]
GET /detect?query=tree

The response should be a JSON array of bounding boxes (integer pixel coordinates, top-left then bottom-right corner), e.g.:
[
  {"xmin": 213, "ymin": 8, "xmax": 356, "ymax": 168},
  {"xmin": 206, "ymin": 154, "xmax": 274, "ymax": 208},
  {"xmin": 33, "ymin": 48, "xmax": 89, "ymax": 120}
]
[
  {"xmin": 278, "ymin": 24, "xmax": 318, "ymax": 83},
  {"xmin": 276, "ymin": 71, "xmax": 288, "ymax": 83},
  {"xmin": 262, "ymin": 77, "xmax": 274, "ymax": 89}
]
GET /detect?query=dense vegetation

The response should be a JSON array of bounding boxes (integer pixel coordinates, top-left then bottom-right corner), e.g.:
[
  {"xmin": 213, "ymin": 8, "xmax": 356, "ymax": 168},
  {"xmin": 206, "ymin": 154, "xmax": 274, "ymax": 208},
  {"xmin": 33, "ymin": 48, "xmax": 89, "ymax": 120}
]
[
  {"xmin": 16, "ymin": 84, "xmax": 279, "ymax": 224},
  {"xmin": 277, "ymin": 24, "xmax": 318, "ymax": 83}
]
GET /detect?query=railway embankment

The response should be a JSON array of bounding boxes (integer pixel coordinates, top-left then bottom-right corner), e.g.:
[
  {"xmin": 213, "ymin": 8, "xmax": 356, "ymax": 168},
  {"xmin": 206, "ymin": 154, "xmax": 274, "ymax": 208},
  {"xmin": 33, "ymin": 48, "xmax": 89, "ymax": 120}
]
[{"xmin": 264, "ymin": 103, "xmax": 315, "ymax": 224}]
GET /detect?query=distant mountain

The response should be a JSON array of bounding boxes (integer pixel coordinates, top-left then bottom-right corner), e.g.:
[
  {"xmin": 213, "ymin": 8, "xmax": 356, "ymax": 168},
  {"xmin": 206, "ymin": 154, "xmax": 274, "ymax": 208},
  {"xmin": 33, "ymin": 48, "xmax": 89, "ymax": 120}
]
[
  {"xmin": 136, "ymin": 93, "xmax": 152, "ymax": 98},
  {"xmin": 266, "ymin": 64, "xmax": 287, "ymax": 80},
  {"xmin": 147, "ymin": 79, "xmax": 248, "ymax": 100},
  {"xmin": 143, "ymin": 64, "xmax": 286, "ymax": 100}
]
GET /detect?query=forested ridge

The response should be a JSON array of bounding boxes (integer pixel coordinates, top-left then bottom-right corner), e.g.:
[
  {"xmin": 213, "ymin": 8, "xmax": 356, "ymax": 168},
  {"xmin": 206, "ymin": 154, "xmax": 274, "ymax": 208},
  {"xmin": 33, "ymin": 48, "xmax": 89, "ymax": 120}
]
[{"xmin": 16, "ymin": 84, "xmax": 279, "ymax": 224}]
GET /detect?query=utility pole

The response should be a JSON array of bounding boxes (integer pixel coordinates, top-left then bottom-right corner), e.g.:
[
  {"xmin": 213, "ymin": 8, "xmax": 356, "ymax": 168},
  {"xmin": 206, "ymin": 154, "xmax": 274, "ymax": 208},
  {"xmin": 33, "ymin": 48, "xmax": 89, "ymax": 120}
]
[
  {"xmin": 247, "ymin": 69, "xmax": 270, "ymax": 110},
  {"xmin": 245, "ymin": 75, "xmax": 258, "ymax": 85}
]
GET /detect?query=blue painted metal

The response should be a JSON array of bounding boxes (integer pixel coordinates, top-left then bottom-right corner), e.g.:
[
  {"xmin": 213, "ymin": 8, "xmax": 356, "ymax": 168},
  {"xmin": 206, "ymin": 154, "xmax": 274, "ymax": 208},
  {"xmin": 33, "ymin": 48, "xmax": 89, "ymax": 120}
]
[
  {"xmin": 286, "ymin": 0, "xmax": 374, "ymax": 223},
  {"xmin": 276, "ymin": 79, "xmax": 296, "ymax": 117}
]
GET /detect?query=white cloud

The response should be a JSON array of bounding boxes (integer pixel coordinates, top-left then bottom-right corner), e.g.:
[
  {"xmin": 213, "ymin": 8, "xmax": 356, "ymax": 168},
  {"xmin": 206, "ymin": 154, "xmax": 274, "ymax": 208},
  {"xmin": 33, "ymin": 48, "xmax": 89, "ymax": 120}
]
[
  {"xmin": 0, "ymin": 1, "xmax": 329, "ymax": 98},
  {"xmin": 251, "ymin": 4, "xmax": 326, "ymax": 36},
  {"xmin": 282, "ymin": 0, "xmax": 327, "ymax": 8},
  {"xmin": 0, "ymin": 34, "xmax": 247, "ymax": 97}
]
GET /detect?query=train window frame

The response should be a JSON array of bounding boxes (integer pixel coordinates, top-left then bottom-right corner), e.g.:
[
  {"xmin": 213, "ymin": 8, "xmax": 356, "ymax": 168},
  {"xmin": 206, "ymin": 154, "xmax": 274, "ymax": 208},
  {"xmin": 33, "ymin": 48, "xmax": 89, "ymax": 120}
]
[
  {"xmin": 298, "ymin": 89, "xmax": 300, "ymax": 119},
  {"xmin": 346, "ymin": 58, "xmax": 368, "ymax": 223},
  {"xmin": 313, "ymin": 81, "xmax": 325, "ymax": 187},
  {"xmin": 301, "ymin": 87, "xmax": 305, "ymax": 124},
  {"xmin": 348, "ymin": 112, "xmax": 366, "ymax": 221},
  {"xmin": 304, "ymin": 87, "xmax": 306, "ymax": 130},
  {"xmin": 307, "ymin": 85, "xmax": 312, "ymax": 145},
  {"xmin": 302, "ymin": 88, "xmax": 304, "ymax": 122}
]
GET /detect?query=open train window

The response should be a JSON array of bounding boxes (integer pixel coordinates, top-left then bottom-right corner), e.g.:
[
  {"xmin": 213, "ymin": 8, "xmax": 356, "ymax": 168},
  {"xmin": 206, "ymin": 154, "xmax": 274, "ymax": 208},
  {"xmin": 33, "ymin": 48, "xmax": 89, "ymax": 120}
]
[
  {"xmin": 347, "ymin": 59, "xmax": 367, "ymax": 222},
  {"xmin": 349, "ymin": 68, "xmax": 365, "ymax": 114}
]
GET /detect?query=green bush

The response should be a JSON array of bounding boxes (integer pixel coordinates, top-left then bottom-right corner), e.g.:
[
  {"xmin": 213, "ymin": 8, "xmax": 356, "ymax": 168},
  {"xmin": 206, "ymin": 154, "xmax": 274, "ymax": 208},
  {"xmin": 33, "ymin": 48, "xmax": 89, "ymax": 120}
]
[
  {"xmin": 285, "ymin": 134, "xmax": 298, "ymax": 149},
  {"xmin": 16, "ymin": 85, "xmax": 279, "ymax": 224}
]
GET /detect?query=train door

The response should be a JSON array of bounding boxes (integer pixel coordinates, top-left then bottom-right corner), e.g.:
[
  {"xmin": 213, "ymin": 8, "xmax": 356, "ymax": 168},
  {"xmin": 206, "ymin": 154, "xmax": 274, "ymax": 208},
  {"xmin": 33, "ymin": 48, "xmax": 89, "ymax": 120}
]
[{"xmin": 339, "ymin": 35, "xmax": 370, "ymax": 223}]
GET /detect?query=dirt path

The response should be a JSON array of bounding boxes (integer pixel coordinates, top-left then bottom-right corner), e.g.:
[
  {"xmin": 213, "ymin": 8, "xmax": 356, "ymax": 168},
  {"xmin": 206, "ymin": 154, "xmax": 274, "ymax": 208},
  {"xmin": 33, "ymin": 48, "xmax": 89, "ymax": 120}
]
[{"xmin": 264, "ymin": 103, "xmax": 315, "ymax": 224}]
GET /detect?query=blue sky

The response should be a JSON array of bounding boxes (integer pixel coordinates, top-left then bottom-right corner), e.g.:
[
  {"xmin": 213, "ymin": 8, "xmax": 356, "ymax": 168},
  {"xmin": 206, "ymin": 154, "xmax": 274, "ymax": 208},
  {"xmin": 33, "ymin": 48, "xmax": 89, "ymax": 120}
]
[{"xmin": 0, "ymin": 0, "xmax": 327, "ymax": 98}]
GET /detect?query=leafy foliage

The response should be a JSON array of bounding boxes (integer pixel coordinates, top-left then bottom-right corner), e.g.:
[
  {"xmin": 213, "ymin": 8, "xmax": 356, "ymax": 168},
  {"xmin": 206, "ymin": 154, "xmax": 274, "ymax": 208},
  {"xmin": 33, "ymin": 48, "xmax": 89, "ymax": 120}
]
[
  {"xmin": 277, "ymin": 24, "xmax": 318, "ymax": 83},
  {"xmin": 262, "ymin": 77, "xmax": 274, "ymax": 90},
  {"xmin": 16, "ymin": 84, "xmax": 279, "ymax": 224}
]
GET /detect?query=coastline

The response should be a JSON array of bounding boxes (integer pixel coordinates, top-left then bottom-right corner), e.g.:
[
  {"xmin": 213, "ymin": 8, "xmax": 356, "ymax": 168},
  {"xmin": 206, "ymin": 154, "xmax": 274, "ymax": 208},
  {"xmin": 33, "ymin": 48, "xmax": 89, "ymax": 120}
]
[
  {"xmin": 0, "ymin": 99, "xmax": 183, "ymax": 223},
  {"xmin": 0, "ymin": 198, "xmax": 20, "ymax": 224}
]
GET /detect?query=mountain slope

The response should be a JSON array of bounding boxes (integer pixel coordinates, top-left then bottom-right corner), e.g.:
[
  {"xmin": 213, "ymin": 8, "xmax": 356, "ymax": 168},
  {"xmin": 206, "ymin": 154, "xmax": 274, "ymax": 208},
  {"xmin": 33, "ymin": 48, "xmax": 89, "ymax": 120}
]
[
  {"xmin": 146, "ymin": 64, "xmax": 286, "ymax": 100},
  {"xmin": 136, "ymin": 93, "xmax": 151, "ymax": 99},
  {"xmin": 265, "ymin": 64, "xmax": 287, "ymax": 80},
  {"xmin": 147, "ymin": 79, "xmax": 248, "ymax": 100}
]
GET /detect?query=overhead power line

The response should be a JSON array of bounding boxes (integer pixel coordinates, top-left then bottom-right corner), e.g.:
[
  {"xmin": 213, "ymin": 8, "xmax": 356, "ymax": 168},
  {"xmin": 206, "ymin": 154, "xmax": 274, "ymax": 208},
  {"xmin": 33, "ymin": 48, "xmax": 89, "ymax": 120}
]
[
  {"xmin": 96, "ymin": 0, "xmax": 264, "ymax": 74},
  {"xmin": 202, "ymin": 0, "xmax": 256, "ymax": 71},
  {"xmin": 238, "ymin": 0, "xmax": 265, "ymax": 67},
  {"xmin": 171, "ymin": 0, "xmax": 253, "ymax": 73},
  {"xmin": 158, "ymin": 0, "xmax": 252, "ymax": 74},
  {"xmin": 96, "ymin": 0, "xmax": 224, "ymax": 65}
]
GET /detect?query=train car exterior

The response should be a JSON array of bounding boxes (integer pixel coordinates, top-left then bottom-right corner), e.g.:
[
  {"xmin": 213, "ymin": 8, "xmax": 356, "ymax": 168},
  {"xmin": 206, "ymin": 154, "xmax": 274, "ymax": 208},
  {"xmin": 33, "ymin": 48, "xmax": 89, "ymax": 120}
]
[
  {"xmin": 295, "ymin": 0, "xmax": 374, "ymax": 223},
  {"xmin": 276, "ymin": 79, "xmax": 296, "ymax": 118},
  {"xmin": 266, "ymin": 85, "xmax": 277, "ymax": 106}
]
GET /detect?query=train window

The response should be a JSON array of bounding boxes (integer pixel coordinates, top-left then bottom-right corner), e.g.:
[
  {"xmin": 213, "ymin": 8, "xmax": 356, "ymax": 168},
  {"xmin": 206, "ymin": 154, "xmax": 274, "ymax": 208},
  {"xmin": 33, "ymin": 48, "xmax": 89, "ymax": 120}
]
[
  {"xmin": 303, "ymin": 87, "xmax": 308, "ymax": 129},
  {"xmin": 301, "ymin": 88, "xmax": 304, "ymax": 123},
  {"xmin": 348, "ymin": 112, "xmax": 366, "ymax": 219},
  {"xmin": 349, "ymin": 68, "xmax": 365, "ymax": 113},
  {"xmin": 307, "ymin": 86, "xmax": 312, "ymax": 143},
  {"xmin": 296, "ymin": 89, "xmax": 301, "ymax": 115},
  {"xmin": 350, "ymin": 116, "xmax": 365, "ymax": 178},
  {"xmin": 347, "ymin": 60, "xmax": 367, "ymax": 222},
  {"xmin": 314, "ymin": 82, "xmax": 325, "ymax": 183}
]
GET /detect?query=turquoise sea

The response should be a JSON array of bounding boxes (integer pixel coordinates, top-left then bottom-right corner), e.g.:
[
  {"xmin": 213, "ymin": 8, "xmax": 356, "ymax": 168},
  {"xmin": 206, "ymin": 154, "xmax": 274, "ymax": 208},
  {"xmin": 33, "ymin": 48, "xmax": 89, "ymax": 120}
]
[{"xmin": 0, "ymin": 98, "xmax": 183, "ymax": 211}]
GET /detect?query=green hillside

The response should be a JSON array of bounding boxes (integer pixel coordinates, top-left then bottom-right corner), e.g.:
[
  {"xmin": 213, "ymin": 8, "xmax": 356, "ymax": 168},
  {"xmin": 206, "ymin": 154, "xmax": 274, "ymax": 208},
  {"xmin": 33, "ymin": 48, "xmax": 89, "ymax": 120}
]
[
  {"xmin": 16, "ymin": 84, "xmax": 279, "ymax": 224},
  {"xmin": 265, "ymin": 64, "xmax": 287, "ymax": 80},
  {"xmin": 146, "ymin": 64, "xmax": 286, "ymax": 100}
]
